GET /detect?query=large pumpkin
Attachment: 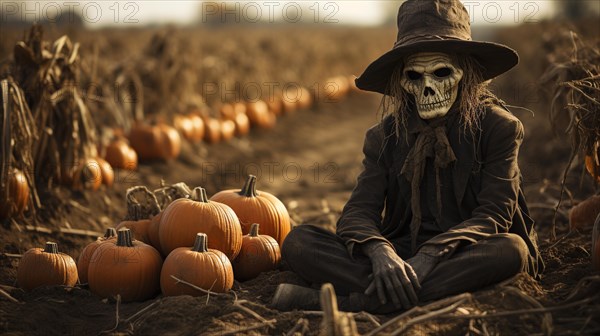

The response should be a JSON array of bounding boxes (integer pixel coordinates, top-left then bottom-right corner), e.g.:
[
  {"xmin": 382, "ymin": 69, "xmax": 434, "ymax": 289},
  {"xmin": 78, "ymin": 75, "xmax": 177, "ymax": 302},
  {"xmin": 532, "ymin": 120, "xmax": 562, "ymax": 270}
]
[
  {"xmin": 17, "ymin": 242, "xmax": 78, "ymax": 291},
  {"xmin": 77, "ymin": 228, "xmax": 117, "ymax": 284},
  {"xmin": 161, "ymin": 233, "xmax": 234, "ymax": 296},
  {"xmin": 211, "ymin": 175, "xmax": 290, "ymax": 246},
  {"xmin": 88, "ymin": 229, "xmax": 162, "ymax": 302},
  {"xmin": 159, "ymin": 187, "xmax": 242, "ymax": 259},
  {"xmin": 150, "ymin": 183, "xmax": 193, "ymax": 253},
  {"xmin": 0, "ymin": 168, "xmax": 30, "ymax": 219},
  {"xmin": 129, "ymin": 122, "xmax": 181, "ymax": 161},
  {"xmin": 232, "ymin": 223, "xmax": 281, "ymax": 281}
]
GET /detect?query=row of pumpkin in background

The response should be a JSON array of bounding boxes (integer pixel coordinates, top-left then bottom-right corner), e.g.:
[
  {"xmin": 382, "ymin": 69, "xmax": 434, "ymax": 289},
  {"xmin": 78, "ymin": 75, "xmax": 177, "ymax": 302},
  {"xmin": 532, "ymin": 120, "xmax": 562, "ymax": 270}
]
[
  {"xmin": 16, "ymin": 175, "xmax": 290, "ymax": 302},
  {"xmin": 0, "ymin": 75, "xmax": 358, "ymax": 219}
]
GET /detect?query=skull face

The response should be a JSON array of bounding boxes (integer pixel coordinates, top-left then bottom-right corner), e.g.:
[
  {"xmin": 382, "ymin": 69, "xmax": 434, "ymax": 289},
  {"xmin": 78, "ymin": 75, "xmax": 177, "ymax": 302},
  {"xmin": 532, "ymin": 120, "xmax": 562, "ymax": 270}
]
[{"xmin": 400, "ymin": 52, "xmax": 464, "ymax": 120}]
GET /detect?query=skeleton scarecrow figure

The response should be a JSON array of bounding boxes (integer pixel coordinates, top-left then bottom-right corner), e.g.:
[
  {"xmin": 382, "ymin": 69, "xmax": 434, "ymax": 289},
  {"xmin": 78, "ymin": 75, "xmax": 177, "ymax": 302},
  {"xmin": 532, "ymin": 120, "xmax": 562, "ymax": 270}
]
[{"xmin": 272, "ymin": 0, "xmax": 543, "ymax": 313}]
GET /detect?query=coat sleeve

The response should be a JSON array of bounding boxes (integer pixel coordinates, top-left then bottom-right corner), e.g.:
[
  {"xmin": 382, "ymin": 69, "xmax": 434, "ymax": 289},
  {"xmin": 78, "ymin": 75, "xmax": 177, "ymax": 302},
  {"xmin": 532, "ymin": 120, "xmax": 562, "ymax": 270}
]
[
  {"xmin": 336, "ymin": 124, "xmax": 394, "ymax": 257},
  {"xmin": 422, "ymin": 112, "xmax": 524, "ymax": 249}
]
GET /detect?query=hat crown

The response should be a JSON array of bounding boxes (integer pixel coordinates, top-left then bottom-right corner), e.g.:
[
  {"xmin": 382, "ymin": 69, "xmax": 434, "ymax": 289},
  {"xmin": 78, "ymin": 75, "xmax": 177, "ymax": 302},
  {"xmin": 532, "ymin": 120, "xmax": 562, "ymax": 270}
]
[{"xmin": 395, "ymin": 0, "xmax": 472, "ymax": 47}]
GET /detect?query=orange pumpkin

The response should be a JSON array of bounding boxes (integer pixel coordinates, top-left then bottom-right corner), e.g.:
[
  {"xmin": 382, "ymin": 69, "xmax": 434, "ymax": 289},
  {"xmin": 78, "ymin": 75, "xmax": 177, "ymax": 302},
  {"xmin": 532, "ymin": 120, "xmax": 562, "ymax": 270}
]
[
  {"xmin": 72, "ymin": 159, "xmax": 103, "ymax": 191},
  {"xmin": 116, "ymin": 186, "xmax": 162, "ymax": 244},
  {"xmin": 322, "ymin": 76, "xmax": 350, "ymax": 102},
  {"xmin": 129, "ymin": 123, "xmax": 181, "ymax": 161},
  {"xmin": 0, "ymin": 168, "xmax": 30, "ymax": 219},
  {"xmin": 159, "ymin": 187, "xmax": 242, "ymax": 259},
  {"xmin": 220, "ymin": 119, "xmax": 236, "ymax": 142},
  {"xmin": 246, "ymin": 100, "xmax": 270, "ymax": 128},
  {"xmin": 97, "ymin": 158, "xmax": 114, "ymax": 187},
  {"xmin": 204, "ymin": 118, "xmax": 222, "ymax": 144},
  {"xmin": 77, "ymin": 228, "xmax": 117, "ymax": 284},
  {"xmin": 219, "ymin": 103, "xmax": 237, "ymax": 120},
  {"xmin": 210, "ymin": 175, "xmax": 291, "ymax": 246},
  {"xmin": 267, "ymin": 97, "xmax": 284, "ymax": 116},
  {"xmin": 17, "ymin": 242, "xmax": 78, "ymax": 291},
  {"xmin": 569, "ymin": 195, "xmax": 600, "ymax": 230},
  {"xmin": 150, "ymin": 183, "xmax": 192, "ymax": 253},
  {"xmin": 116, "ymin": 204, "xmax": 152, "ymax": 243},
  {"xmin": 174, "ymin": 115, "xmax": 195, "ymax": 141},
  {"xmin": 297, "ymin": 87, "xmax": 313, "ymax": 110},
  {"xmin": 88, "ymin": 229, "xmax": 162, "ymax": 302},
  {"xmin": 160, "ymin": 233, "xmax": 234, "ymax": 296},
  {"xmin": 105, "ymin": 139, "xmax": 138, "ymax": 170},
  {"xmin": 232, "ymin": 223, "xmax": 281, "ymax": 281},
  {"xmin": 233, "ymin": 112, "xmax": 250, "ymax": 137},
  {"xmin": 189, "ymin": 114, "xmax": 205, "ymax": 143}
]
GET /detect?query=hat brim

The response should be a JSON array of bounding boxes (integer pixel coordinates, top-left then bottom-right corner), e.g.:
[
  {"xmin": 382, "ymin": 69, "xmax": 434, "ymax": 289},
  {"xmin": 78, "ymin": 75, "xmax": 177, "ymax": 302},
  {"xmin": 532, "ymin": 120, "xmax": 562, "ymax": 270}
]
[{"xmin": 355, "ymin": 40, "xmax": 519, "ymax": 94}]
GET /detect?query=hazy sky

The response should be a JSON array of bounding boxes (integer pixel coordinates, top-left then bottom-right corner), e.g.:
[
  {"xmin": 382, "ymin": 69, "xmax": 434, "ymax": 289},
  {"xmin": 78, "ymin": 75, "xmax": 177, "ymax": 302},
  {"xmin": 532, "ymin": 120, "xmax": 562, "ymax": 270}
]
[{"xmin": 7, "ymin": 1, "xmax": 561, "ymax": 27}]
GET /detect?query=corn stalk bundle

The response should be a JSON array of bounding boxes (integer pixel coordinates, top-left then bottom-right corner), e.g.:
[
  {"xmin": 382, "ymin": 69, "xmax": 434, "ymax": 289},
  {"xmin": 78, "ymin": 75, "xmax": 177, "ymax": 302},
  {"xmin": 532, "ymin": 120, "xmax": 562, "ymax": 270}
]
[
  {"xmin": 12, "ymin": 25, "xmax": 98, "ymax": 187},
  {"xmin": 0, "ymin": 77, "xmax": 39, "ymax": 214},
  {"xmin": 542, "ymin": 32, "xmax": 600, "ymax": 172},
  {"xmin": 131, "ymin": 30, "xmax": 200, "ymax": 120}
]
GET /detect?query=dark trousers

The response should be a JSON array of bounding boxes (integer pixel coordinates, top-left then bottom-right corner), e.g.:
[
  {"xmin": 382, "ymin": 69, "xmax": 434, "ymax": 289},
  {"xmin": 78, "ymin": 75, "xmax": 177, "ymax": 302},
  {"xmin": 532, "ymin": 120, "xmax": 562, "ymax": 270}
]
[{"xmin": 282, "ymin": 225, "xmax": 529, "ymax": 307}]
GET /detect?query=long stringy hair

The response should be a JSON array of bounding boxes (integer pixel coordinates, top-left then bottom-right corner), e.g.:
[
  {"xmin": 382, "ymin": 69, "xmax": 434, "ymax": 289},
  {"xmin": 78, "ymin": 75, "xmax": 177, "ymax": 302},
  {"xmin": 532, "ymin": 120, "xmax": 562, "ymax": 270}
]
[{"xmin": 380, "ymin": 54, "xmax": 503, "ymax": 142}]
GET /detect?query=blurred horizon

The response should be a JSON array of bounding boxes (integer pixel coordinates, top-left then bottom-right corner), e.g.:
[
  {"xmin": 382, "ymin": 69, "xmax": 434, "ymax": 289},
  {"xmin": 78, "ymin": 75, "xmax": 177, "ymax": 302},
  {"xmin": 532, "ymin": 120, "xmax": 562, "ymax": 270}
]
[{"xmin": 1, "ymin": 1, "xmax": 599, "ymax": 29}]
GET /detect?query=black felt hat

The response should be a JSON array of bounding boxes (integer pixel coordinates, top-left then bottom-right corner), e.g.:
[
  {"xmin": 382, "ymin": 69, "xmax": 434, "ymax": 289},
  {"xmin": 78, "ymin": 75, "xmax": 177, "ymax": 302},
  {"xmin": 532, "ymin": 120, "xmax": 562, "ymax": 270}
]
[{"xmin": 355, "ymin": 0, "xmax": 519, "ymax": 94}]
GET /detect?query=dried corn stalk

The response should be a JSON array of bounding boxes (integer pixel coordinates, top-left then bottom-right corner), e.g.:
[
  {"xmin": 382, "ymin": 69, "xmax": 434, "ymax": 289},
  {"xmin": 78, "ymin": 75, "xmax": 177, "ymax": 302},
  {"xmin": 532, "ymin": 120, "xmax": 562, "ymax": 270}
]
[
  {"xmin": 12, "ymin": 25, "xmax": 98, "ymax": 187},
  {"xmin": 0, "ymin": 77, "xmax": 39, "ymax": 213}
]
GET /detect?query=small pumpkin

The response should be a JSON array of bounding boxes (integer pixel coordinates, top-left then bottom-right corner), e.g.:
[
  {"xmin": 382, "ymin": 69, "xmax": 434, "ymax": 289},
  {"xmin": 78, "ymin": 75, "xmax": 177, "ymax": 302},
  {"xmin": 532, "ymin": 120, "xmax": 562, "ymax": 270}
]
[
  {"xmin": 116, "ymin": 186, "xmax": 162, "ymax": 244},
  {"xmin": 323, "ymin": 76, "xmax": 350, "ymax": 102},
  {"xmin": 297, "ymin": 87, "xmax": 313, "ymax": 110},
  {"xmin": 233, "ymin": 112, "xmax": 250, "ymax": 137},
  {"xmin": 219, "ymin": 103, "xmax": 237, "ymax": 120},
  {"xmin": 232, "ymin": 223, "xmax": 281, "ymax": 281},
  {"xmin": 97, "ymin": 158, "xmax": 114, "ymax": 187},
  {"xmin": 189, "ymin": 114, "xmax": 205, "ymax": 143},
  {"xmin": 569, "ymin": 195, "xmax": 600, "ymax": 230},
  {"xmin": 268, "ymin": 99, "xmax": 283, "ymax": 117},
  {"xmin": 174, "ymin": 115, "xmax": 195, "ymax": 142},
  {"xmin": 129, "ymin": 122, "xmax": 181, "ymax": 161},
  {"xmin": 0, "ymin": 168, "xmax": 30, "ymax": 219},
  {"xmin": 88, "ymin": 229, "xmax": 162, "ymax": 302},
  {"xmin": 159, "ymin": 187, "xmax": 242, "ymax": 259},
  {"xmin": 77, "ymin": 228, "xmax": 117, "ymax": 284},
  {"xmin": 105, "ymin": 139, "xmax": 138, "ymax": 170},
  {"xmin": 72, "ymin": 158, "xmax": 103, "ymax": 191},
  {"xmin": 17, "ymin": 242, "xmax": 78, "ymax": 291},
  {"xmin": 220, "ymin": 119, "xmax": 236, "ymax": 142},
  {"xmin": 210, "ymin": 175, "xmax": 291, "ymax": 246},
  {"xmin": 246, "ymin": 100, "xmax": 274, "ymax": 129},
  {"xmin": 204, "ymin": 117, "xmax": 222, "ymax": 144},
  {"xmin": 161, "ymin": 233, "xmax": 234, "ymax": 296}
]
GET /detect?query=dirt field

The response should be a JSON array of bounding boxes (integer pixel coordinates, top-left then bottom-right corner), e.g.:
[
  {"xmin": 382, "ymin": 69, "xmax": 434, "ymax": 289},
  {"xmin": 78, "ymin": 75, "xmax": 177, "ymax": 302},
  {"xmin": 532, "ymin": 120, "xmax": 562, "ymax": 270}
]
[{"xmin": 1, "ymin": 19, "xmax": 599, "ymax": 335}]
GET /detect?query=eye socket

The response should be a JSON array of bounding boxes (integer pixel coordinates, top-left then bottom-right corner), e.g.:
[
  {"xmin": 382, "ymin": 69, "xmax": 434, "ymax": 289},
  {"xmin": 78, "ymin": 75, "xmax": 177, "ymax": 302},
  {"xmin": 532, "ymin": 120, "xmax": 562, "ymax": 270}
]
[
  {"xmin": 405, "ymin": 70, "xmax": 422, "ymax": 80},
  {"xmin": 434, "ymin": 67, "xmax": 453, "ymax": 78}
]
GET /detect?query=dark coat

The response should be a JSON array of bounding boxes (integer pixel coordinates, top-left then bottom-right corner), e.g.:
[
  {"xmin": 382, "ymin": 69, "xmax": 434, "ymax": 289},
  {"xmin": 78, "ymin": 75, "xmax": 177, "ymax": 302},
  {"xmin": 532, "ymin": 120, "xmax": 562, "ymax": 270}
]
[{"xmin": 337, "ymin": 104, "xmax": 543, "ymax": 278}]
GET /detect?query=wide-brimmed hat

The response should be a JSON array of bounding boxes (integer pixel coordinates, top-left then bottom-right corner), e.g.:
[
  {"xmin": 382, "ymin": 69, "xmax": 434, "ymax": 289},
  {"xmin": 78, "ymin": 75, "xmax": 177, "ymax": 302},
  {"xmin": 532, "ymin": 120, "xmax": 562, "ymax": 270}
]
[{"xmin": 355, "ymin": 0, "xmax": 519, "ymax": 94}]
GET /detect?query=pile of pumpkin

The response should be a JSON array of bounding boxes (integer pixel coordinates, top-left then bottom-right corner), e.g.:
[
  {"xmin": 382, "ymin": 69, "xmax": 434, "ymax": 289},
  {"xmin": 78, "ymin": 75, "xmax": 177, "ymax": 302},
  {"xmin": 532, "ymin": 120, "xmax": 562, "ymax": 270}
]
[{"xmin": 16, "ymin": 175, "xmax": 291, "ymax": 302}]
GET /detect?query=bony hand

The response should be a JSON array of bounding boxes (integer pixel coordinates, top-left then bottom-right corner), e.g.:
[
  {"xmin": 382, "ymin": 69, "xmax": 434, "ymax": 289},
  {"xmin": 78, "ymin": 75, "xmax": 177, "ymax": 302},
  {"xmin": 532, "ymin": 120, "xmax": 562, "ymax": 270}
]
[{"xmin": 362, "ymin": 241, "xmax": 420, "ymax": 309}]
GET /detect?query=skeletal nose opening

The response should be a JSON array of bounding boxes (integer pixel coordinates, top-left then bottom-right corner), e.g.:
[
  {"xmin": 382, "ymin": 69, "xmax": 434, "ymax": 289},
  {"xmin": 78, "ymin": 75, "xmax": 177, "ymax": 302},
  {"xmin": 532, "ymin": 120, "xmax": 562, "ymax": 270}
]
[{"xmin": 424, "ymin": 87, "xmax": 435, "ymax": 97}]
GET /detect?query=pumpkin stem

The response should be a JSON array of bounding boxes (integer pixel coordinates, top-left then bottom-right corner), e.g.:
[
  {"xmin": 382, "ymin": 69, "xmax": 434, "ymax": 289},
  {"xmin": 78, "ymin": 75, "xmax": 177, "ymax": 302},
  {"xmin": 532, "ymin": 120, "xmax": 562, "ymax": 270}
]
[
  {"xmin": 192, "ymin": 187, "xmax": 209, "ymax": 203},
  {"xmin": 239, "ymin": 175, "xmax": 258, "ymax": 197},
  {"xmin": 191, "ymin": 233, "xmax": 208, "ymax": 253},
  {"xmin": 43, "ymin": 242, "xmax": 59, "ymax": 254},
  {"xmin": 249, "ymin": 223, "xmax": 260, "ymax": 237},
  {"xmin": 116, "ymin": 229, "xmax": 134, "ymax": 247},
  {"xmin": 126, "ymin": 203, "xmax": 144, "ymax": 221},
  {"xmin": 103, "ymin": 228, "xmax": 117, "ymax": 239}
]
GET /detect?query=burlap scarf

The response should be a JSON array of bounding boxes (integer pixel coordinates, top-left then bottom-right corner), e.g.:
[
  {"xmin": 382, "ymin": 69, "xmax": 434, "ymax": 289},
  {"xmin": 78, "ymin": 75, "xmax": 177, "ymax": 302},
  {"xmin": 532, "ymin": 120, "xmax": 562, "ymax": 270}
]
[{"xmin": 400, "ymin": 115, "xmax": 457, "ymax": 253}]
